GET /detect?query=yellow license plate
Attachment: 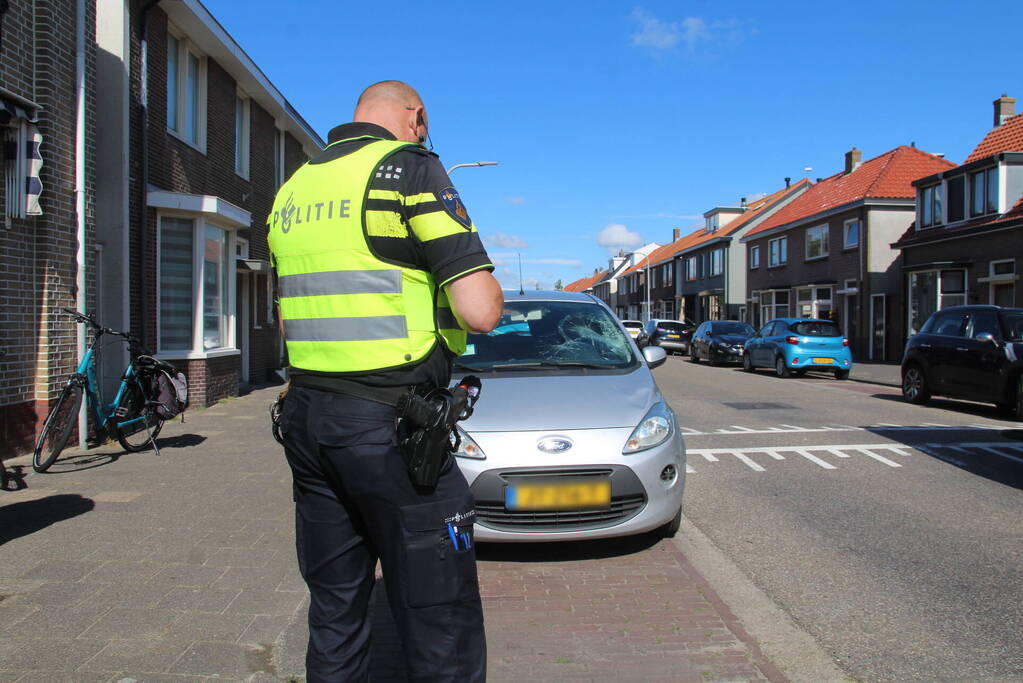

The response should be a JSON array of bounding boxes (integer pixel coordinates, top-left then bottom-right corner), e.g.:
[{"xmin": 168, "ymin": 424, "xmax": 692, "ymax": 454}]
[
  {"xmin": 505, "ymin": 479, "xmax": 611, "ymax": 510},
  {"xmin": 812, "ymin": 357, "xmax": 834, "ymax": 364},
  {"xmin": 667, "ymin": 334, "xmax": 680, "ymax": 339}
]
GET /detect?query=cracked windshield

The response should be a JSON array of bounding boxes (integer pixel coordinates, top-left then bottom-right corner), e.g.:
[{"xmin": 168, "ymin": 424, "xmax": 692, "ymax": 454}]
[{"xmin": 457, "ymin": 301, "xmax": 635, "ymax": 371}]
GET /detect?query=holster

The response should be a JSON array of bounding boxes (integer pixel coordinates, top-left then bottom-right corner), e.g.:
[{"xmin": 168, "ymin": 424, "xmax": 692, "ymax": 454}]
[{"xmin": 397, "ymin": 376, "xmax": 481, "ymax": 490}]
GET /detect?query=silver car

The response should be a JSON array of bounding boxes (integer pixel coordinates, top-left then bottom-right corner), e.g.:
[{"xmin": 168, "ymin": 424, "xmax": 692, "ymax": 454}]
[{"xmin": 451, "ymin": 291, "xmax": 686, "ymax": 543}]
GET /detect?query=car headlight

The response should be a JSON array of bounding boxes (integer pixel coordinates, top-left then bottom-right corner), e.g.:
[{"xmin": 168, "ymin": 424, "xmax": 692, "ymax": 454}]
[
  {"xmin": 623, "ymin": 402, "xmax": 675, "ymax": 454},
  {"xmin": 452, "ymin": 425, "xmax": 486, "ymax": 459}
]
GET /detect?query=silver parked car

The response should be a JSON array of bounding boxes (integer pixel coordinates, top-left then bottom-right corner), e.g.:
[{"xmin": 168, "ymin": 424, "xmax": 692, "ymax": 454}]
[{"xmin": 451, "ymin": 291, "xmax": 686, "ymax": 542}]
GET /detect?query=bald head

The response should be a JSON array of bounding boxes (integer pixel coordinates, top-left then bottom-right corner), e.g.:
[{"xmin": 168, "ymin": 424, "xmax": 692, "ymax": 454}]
[{"xmin": 353, "ymin": 80, "xmax": 428, "ymax": 144}]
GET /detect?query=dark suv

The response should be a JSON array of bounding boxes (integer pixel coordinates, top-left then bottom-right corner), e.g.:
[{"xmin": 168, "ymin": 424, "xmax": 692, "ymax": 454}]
[
  {"xmin": 637, "ymin": 318, "xmax": 696, "ymax": 355},
  {"xmin": 901, "ymin": 305, "xmax": 1023, "ymax": 418}
]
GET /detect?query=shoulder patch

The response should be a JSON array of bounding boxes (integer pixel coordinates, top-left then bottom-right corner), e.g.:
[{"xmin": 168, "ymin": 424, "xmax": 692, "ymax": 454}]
[{"xmin": 438, "ymin": 187, "xmax": 473, "ymax": 229}]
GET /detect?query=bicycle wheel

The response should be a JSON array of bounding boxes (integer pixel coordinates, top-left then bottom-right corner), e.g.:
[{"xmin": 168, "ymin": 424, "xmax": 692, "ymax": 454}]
[
  {"xmin": 33, "ymin": 383, "xmax": 83, "ymax": 472},
  {"xmin": 113, "ymin": 379, "xmax": 163, "ymax": 452}
]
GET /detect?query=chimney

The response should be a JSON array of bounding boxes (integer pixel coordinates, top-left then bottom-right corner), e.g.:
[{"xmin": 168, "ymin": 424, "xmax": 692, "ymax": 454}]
[
  {"xmin": 845, "ymin": 147, "xmax": 862, "ymax": 174},
  {"xmin": 672, "ymin": 227, "xmax": 680, "ymax": 241},
  {"xmin": 784, "ymin": 177, "xmax": 791, "ymax": 188},
  {"xmin": 740, "ymin": 197, "xmax": 747, "ymax": 209},
  {"xmin": 994, "ymin": 94, "xmax": 1016, "ymax": 127}
]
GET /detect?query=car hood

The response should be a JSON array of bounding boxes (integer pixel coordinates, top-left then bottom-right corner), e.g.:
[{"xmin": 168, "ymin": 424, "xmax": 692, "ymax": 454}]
[
  {"xmin": 711, "ymin": 334, "xmax": 750, "ymax": 344},
  {"xmin": 458, "ymin": 369, "xmax": 659, "ymax": 432}
]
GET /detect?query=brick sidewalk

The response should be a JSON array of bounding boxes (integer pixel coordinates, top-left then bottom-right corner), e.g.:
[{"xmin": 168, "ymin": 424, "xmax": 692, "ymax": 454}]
[{"xmin": 0, "ymin": 385, "xmax": 786, "ymax": 682}]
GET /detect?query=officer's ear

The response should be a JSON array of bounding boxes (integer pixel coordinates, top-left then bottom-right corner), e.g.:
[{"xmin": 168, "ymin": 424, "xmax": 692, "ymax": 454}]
[{"xmin": 415, "ymin": 110, "xmax": 426, "ymax": 144}]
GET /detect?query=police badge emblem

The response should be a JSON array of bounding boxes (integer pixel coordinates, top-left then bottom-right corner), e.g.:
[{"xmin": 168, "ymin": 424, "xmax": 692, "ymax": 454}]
[{"xmin": 438, "ymin": 187, "xmax": 472, "ymax": 229}]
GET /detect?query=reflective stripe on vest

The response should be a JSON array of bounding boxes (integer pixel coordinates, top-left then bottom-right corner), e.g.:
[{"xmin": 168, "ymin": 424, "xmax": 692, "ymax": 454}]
[{"xmin": 268, "ymin": 138, "xmax": 465, "ymax": 373}]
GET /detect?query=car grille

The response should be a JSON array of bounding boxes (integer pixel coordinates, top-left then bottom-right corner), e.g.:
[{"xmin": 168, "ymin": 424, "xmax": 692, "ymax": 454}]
[{"xmin": 470, "ymin": 466, "xmax": 648, "ymax": 532}]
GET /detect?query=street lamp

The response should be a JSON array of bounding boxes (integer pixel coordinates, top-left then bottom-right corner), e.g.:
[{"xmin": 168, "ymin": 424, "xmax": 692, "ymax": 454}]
[{"xmin": 447, "ymin": 161, "xmax": 499, "ymax": 174}]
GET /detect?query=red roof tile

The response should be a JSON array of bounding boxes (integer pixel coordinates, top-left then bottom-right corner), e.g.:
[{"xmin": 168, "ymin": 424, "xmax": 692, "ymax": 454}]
[
  {"xmin": 745, "ymin": 146, "xmax": 956, "ymax": 238},
  {"xmin": 964, "ymin": 113, "xmax": 1023, "ymax": 164},
  {"xmin": 563, "ymin": 270, "xmax": 606, "ymax": 292}
]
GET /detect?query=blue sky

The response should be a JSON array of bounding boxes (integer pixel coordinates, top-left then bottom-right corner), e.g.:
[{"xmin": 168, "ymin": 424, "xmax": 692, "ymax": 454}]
[{"xmin": 206, "ymin": 0, "xmax": 1022, "ymax": 290}]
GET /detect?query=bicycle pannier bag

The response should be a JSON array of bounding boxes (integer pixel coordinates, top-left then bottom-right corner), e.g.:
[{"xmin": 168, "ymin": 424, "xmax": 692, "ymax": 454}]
[{"xmin": 152, "ymin": 368, "xmax": 189, "ymax": 420}]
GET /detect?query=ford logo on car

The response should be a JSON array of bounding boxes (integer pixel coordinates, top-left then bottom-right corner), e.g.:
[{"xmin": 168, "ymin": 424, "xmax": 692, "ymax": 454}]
[{"xmin": 537, "ymin": 437, "xmax": 573, "ymax": 454}]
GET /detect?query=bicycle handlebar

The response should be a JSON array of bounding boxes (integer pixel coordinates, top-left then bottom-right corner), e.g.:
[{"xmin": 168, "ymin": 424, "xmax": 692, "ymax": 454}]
[{"xmin": 61, "ymin": 307, "xmax": 143, "ymax": 349}]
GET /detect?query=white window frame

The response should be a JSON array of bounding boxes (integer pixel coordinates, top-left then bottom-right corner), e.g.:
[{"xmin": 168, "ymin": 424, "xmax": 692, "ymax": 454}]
[
  {"xmin": 795, "ymin": 285, "xmax": 833, "ymax": 319},
  {"xmin": 768, "ymin": 236, "xmax": 787, "ymax": 267},
  {"xmin": 156, "ymin": 212, "xmax": 239, "ymax": 359},
  {"xmin": 749, "ymin": 245, "xmax": 760, "ymax": 269},
  {"xmin": 804, "ymin": 224, "xmax": 829, "ymax": 261},
  {"xmin": 843, "ymin": 218, "xmax": 860, "ymax": 249},
  {"xmin": 710, "ymin": 248, "xmax": 724, "ymax": 276},
  {"xmin": 906, "ymin": 268, "xmax": 968, "ymax": 336},
  {"xmin": 919, "ymin": 184, "xmax": 942, "ymax": 228},
  {"xmin": 685, "ymin": 256, "xmax": 697, "ymax": 281},
  {"xmin": 166, "ymin": 26, "xmax": 208, "ymax": 152},
  {"xmin": 234, "ymin": 92, "xmax": 250, "ymax": 179},
  {"xmin": 273, "ymin": 126, "xmax": 286, "ymax": 189},
  {"xmin": 983, "ymin": 259, "xmax": 1017, "ymax": 306}
]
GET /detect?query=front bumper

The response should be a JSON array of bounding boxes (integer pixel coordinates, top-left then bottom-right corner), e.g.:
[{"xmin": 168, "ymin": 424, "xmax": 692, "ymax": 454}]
[
  {"xmin": 709, "ymin": 345, "xmax": 745, "ymax": 362},
  {"xmin": 456, "ymin": 427, "xmax": 686, "ymax": 542}
]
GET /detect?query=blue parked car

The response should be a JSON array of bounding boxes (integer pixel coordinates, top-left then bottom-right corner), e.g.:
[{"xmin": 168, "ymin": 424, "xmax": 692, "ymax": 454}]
[{"xmin": 743, "ymin": 318, "xmax": 852, "ymax": 379}]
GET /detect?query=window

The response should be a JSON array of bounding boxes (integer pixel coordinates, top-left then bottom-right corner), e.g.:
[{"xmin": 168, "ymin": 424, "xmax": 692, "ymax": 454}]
[
  {"xmin": 843, "ymin": 219, "xmax": 860, "ymax": 249},
  {"xmin": 749, "ymin": 245, "xmax": 760, "ymax": 269},
  {"xmin": 768, "ymin": 237, "xmax": 787, "ymax": 267},
  {"xmin": 706, "ymin": 213, "xmax": 719, "ymax": 232},
  {"xmin": 3, "ymin": 122, "xmax": 28, "ymax": 218},
  {"xmin": 947, "ymin": 175, "xmax": 965, "ymax": 223},
  {"xmin": 760, "ymin": 290, "xmax": 789, "ymax": 320},
  {"xmin": 805, "ymin": 225, "xmax": 829, "ymax": 260},
  {"xmin": 166, "ymin": 29, "xmax": 206, "ymax": 149},
  {"xmin": 663, "ymin": 263, "xmax": 673, "ymax": 287},
  {"xmin": 795, "ymin": 286, "xmax": 833, "ymax": 320},
  {"xmin": 234, "ymin": 95, "xmax": 250, "ymax": 178},
  {"xmin": 710, "ymin": 249, "xmax": 723, "ymax": 276},
  {"xmin": 907, "ymin": 268, "xmax": 967, "ymax": 335},
  {"xmin": 685, "ymin": 256, "xmax": 697, "ymax": 281},
  {"xmin": 970, "ymin": 167, "xmax": 998, "ymax": 217},
  {"xmin": 919, "ymin": 184, "xmax": 942, "ymax": 227},
  {"xmin": 158, "ymin": 215, "xmax": 236, "ymax": 354},
  {"xmin": 274, "ymin": 128, "xmax": 285, "ymax": 189}
]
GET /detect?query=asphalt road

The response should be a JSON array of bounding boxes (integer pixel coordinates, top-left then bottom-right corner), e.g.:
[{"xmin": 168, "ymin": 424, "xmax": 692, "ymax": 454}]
[{"xmin": 653, "ymin": 356, "xmax": 1023, "ymax": 683}]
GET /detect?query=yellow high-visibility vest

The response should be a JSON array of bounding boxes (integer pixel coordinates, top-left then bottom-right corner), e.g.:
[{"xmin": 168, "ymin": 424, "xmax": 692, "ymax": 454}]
[{"xmin": 268, "ymin": 138, "xmax": 466, "ymax": 373}]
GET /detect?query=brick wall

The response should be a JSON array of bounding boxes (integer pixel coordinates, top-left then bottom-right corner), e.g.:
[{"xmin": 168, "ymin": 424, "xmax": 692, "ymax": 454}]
[
  {"xmin": 128, "ymin": 6, "xmax": 310, "ymax": 405},
  {"xmin": 0, "ymin": 0, "xmax": 97, "ymax": 457}
]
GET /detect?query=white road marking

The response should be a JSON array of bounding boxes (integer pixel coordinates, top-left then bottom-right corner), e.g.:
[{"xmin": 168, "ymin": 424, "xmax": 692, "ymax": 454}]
[
  {"xmin": 680, "ymin": 422, "xmax": 1015, "ymax": 436},
  {"xmin": 732, "ymin": 452, "xmax": 765, "ymax": 471},
  {"xmin": 793, "ymin": 449, "xmax": 837, "ymax": 469},
  {"xmin": 851, "ymin": 448, "xmax": 902, "ymax": 468}
]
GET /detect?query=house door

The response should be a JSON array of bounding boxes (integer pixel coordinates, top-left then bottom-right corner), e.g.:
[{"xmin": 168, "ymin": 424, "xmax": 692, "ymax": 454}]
[{"xmin": 870, "ymin": 294, "xmax": 886, "ymax": 361}]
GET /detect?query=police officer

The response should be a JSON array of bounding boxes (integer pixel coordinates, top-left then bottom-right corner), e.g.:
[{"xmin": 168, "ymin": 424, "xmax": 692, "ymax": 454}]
[{"xmin": 268, "ymin": 80, "xmax": 502, "ymax": 682}]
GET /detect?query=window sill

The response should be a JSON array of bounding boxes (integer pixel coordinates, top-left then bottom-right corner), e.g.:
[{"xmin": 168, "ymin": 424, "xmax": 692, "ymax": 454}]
[
  {"xmin": 156, "ymin": 348, "xmax": 241, "ymax": 361},
  {"xmin": 167, "ymin": 127, "xmax": 207, "ymax": 156},
  {"xmin": 842, "ymin": 246, "xmax": 859, "ymax": 252},
  {"xmin": 804, "ymin": 255, "xmax": 828, "ymax": 262},
  {"xmin": 235, "ymin": 168, "xmax": 250, "ymax": 181},
  {"xmin": 767, "ymin": 263, "xmax": 787, "ymax": 269}
]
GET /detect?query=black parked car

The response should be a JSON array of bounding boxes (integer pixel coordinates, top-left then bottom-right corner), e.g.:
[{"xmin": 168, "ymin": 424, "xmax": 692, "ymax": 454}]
[
  {"xmin": 901, "ymin": 305, "xmax": 1023, "ymax": 418},
  {"xmin": 689, "ymin": 320, "xmax": 755, "ymax": 364},
  {"xmin": 637, "ymin": 318, "xmax": 696, "ymax": 355}
]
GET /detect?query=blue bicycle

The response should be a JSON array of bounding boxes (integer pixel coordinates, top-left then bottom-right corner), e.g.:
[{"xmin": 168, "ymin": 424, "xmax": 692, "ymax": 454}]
[{"xmin": 33, "ymin": 308, "xmax": 168, "ymax": 472}]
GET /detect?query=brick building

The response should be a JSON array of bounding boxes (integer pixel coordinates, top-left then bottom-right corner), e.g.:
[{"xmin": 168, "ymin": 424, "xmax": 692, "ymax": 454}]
[
  {"xmin": 741, "ymin": 147, "xmax": 955, "ymax": 361},
  {"xmin": 1, "ymin": 0, "xmax": 98, "ymax": 456},
  {"xmin": 894, "ymin": 96, "xmax": 1023, "ymax": 334},
  {"xmin": 1, "ymin": 0, "xmax": 321, "ymax": 458}
]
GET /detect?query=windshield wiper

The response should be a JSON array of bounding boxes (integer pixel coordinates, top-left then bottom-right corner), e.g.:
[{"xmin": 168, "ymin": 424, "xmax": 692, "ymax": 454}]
[
  {"xmin": 487, "ymin": 360, "xmax": 621, "ymax": 370},
  {"xmin": 452, "ymin": 361, "xmax": 490, "ymax": 372}
]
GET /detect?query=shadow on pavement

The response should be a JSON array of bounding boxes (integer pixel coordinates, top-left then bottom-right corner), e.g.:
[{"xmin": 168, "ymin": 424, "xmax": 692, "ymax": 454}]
[
  {"xmin": 1, "ymin": 463, "xmax": 28, "ymax": 491},
  {"xmin": 476, "ymin": 532, "xmax": 660, "ymax": 563},
  {"xmin": 870, "ymin": 392, "xmax": 1017, "ymax": 422},
  {"xmin": 866, "ymin": 423, "xmax": 1023, "ymax": 490},
  {"xmin": 154, "ymin": 433, "xmax": 207, "ymax": 449},
  {"xmin": 0, "ymin": 494, "xmax": 95, "ymax": 545}
]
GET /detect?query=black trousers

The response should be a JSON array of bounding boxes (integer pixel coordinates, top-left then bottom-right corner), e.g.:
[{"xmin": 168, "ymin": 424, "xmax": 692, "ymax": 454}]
[{"xmin": 279, "ymin": 386, "xmax": 487, "ymax": 682}]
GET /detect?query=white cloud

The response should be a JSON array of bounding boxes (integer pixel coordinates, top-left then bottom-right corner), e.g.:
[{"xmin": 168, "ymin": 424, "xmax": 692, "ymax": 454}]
[
  {"xmin": 504, "ymin": 196, "xmax": 526, "ymax": 205},
  {"xmin": 596, "ymin": 223, "xmax": 644, "ymax": 254},
  {"xmin": 488, "ymin": 253, "xmax": 582, "ymax": 266},
  {"xmin": 611, "ymin": 213, "xmax": 704, "ymax": 220},
  {"xmin": 630, "ymin": 8, "xmax": 709, "ymax": 53},
  {"xmin": 484, "ymin": 232, "xmax": 529, "ymax": 249}
]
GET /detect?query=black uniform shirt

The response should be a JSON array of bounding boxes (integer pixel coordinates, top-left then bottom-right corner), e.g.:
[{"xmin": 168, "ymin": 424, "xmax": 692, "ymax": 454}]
[{"xmin": 286, "ymin": 122, "xmax": 494, "ymax": 404}]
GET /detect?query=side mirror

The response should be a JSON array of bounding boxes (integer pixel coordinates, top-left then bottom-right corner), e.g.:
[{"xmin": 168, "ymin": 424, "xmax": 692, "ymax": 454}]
[
  {"xmin": 643, "ymin": 345, "xmax": 667, "ymax": 369},
  {"xmin": 975, "ymin": 332, "xmax": 999, "ymax": 345}
]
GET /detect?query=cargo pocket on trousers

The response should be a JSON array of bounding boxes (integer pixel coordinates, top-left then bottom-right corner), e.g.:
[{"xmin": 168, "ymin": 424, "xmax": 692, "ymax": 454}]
[{"xmin": 400, "ymin": 496, "xmax": 479, "ymax": 608}]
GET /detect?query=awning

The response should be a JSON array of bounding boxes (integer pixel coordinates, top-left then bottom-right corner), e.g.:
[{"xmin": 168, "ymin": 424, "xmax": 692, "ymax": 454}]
[
  {"xmin": 0, "ymin": 96, "xmax": 39, "ymax": 124},
  {"xmin": 237, "ymin": 258, "xmax": 270, "ymax": 272},
  {"xmin": 1, "ymin": 93, "xmax": 43, "ymax": 217}
]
